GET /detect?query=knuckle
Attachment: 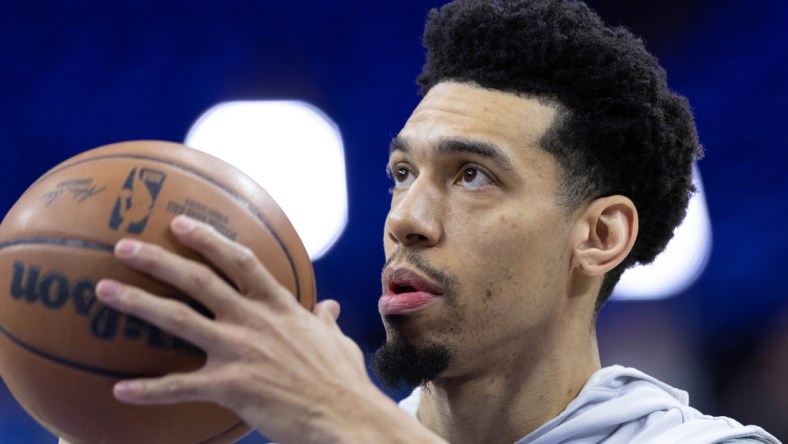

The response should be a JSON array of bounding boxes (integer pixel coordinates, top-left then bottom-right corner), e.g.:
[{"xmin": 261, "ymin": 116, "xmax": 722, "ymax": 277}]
[
  {"xmin": 136, "ymin": 243, "xmax": 166, "ymax": 269},
  {"xmin": 167, "ymin": 303, "xmax": 194, "ymax": 330},
  {"xmin": 185, "ymin": 263, "xmax": 215, "ymax": 289},
  {"xmin": 194, "ymin": 222, "xmax": 220, "ymax": 246},
  {"xmin": 164, "ymin": 378, "xmax": 188, "ymax": 397},
  {"xmin": 233, "ymin": 245, "xmax": 259, "ymax": 272}
]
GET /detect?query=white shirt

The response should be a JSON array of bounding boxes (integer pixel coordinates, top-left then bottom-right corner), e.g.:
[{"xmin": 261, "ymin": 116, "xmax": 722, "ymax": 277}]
[{"xmin": 398, "ymin": 365, "xmax": 780, "ymax": 443}]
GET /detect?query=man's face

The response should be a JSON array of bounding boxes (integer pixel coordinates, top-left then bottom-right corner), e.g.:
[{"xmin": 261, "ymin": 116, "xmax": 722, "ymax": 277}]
[{"xmin": 375, "ymin": 81, "xmax": 577, "ymax": 387}]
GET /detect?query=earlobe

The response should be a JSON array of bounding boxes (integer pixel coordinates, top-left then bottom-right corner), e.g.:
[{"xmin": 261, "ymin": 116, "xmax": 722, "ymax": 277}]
[{"xmin": 572, "ymin": 196, "xmax": 639, "ymax": 277}]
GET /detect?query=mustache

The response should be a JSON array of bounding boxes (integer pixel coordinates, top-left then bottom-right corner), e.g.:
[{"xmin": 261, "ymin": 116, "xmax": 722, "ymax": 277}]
[{"xmin": 383, "ymin": 248, "xmax": 457, "ymax": 293}]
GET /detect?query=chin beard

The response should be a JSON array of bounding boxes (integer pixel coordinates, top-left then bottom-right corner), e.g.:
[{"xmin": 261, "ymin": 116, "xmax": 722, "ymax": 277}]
[{"xmin": 372, "ymin": 331, "xmax": 452, "ymax": 390}]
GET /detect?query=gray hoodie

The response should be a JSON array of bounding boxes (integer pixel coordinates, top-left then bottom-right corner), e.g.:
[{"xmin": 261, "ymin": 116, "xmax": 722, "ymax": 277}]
[{"xmin": 398, "ymin": 365, "xmax": 779, "ymax": 443}]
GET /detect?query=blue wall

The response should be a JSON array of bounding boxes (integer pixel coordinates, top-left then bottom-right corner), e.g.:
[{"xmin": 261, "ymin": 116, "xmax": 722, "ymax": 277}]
[{"xmin": 1, "ymin": 1, "xmax": 786, "ymax": 441}]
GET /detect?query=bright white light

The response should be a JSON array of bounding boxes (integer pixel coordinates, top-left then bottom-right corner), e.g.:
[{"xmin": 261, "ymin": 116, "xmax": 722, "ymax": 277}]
[
  {"xmin": 612, "ymin": 165, "xmax": 712, "ymax": 300},
  {"xmin": 185, "ymin": 101, "xmax": 348, "ymax": 260}
]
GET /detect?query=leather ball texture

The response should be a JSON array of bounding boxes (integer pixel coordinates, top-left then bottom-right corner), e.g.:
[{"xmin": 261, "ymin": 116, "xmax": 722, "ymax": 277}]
[{"xmin": 0, "ymin": 140, "xmax": 316, "ymax": 444}]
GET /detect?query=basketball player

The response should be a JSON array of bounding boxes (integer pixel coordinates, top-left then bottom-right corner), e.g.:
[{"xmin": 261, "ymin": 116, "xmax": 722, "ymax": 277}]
[{"xmin": 59, "ymin": 0, "xmax": 778, "ymax": 442}]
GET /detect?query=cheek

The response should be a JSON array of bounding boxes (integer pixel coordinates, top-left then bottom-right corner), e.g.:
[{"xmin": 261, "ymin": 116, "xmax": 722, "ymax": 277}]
[{"xmin": 470, "ymin": 214, "xmax": 568, "ymax": 300}]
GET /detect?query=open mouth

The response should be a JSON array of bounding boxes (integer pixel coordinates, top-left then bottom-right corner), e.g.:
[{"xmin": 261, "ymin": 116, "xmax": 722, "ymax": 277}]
[
  {"xmin": 384, "ymin": 267, "xmax": 443, "ymax": 296},
  {"xmin": 391, "ymin": 283, "xmax": 418, "ymax": 294},
  {"xmin": 379, "ymin": 270, "xmax": 442, "ymax": 315}
]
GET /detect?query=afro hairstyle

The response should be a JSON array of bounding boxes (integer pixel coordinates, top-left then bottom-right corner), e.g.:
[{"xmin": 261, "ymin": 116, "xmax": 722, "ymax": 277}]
[{"xmin": 417, "ymin": 0, "xmax": 703, "ymax": 310}]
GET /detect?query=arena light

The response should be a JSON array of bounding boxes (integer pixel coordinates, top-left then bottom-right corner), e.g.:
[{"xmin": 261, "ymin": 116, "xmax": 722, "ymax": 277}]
[
  {"xmin": 185, "ymin": 101, "xmax": 348, "ymax": 260},
  {"xmin": 612, "ymin": 165, "xmax": 712, "ymax": 300}
]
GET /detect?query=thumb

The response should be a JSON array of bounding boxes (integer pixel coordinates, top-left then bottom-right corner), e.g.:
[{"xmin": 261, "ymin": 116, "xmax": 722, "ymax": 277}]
[{"xmin": 312, "ymin": 299, "xmax": 341, "ymax": 325}]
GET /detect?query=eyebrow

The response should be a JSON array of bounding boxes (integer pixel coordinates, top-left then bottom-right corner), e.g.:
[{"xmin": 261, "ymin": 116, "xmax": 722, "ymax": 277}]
[{"xmin": 389, "ymin": 136, "xmax": 514, "ymax": 171}]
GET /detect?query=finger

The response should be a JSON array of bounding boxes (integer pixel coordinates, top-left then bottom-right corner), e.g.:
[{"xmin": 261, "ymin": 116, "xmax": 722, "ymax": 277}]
[
  {"xmin": 313, "ymin": 299, "xmax": 341, "ymax": 325},
  {"xmin": 113, "ymin": 372, "xmax": 212, "ymax": 406},
  {"xmin": 113, "ymin": 237, "xmax": 240, "ymax": 316},
  {"xmin": 169, "ymin": 215, "xmax": 291, "ymax": 305},
  {"xmin": 96, "ymin": 279, "xmax": 221, "ymax": 350}
]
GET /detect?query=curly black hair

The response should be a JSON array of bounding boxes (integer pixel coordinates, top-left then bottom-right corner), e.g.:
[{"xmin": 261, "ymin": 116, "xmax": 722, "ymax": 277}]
[{"xmin": 417, "ymin": 0, "xmax": 703, "ymax": 311}]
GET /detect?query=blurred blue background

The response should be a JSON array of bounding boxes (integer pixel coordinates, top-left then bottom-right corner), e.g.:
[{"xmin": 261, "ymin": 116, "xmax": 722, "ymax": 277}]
[{"xmin": 0, "ymin": 0, "xmax": 786, "ymax": 442}]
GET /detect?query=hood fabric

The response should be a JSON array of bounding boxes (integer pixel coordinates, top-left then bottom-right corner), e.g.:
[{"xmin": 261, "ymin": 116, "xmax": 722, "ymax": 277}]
[{"xmin": 398, "ymin": 365, "xmax": 780, "ymax": 443}]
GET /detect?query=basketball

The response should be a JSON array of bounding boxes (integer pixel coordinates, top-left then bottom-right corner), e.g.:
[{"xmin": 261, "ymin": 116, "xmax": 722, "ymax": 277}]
[{"xmin": 0, "ymin": 140, "xmax": 316, "ymax": 443}]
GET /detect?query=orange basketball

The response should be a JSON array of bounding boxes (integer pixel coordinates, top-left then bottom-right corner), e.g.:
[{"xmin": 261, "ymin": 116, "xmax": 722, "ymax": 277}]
[{"xmin": 0, "ymin": 140, "xmax": 316, "ymax": 443}]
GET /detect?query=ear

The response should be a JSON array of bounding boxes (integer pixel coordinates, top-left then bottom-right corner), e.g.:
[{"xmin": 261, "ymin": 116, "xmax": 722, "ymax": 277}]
[{"xmin": 570, "ymin": 195, "xmax": 639, "ymax": 277}]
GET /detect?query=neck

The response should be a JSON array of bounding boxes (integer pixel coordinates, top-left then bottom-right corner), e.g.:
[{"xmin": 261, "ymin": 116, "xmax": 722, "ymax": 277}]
[{"xmin": 416, "ymin": 322, "xmax": 601, "ymax": 444}]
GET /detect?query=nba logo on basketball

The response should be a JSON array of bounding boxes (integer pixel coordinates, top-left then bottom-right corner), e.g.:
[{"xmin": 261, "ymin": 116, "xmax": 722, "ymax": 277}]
[{"xmin": 108, "ymin": 167, "xmax": 166, "ymax": 234}]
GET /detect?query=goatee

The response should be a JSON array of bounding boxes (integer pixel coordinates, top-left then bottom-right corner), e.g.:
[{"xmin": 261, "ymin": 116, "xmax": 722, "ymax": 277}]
[{"xmin": 372, "ymin": 331, "xmax": 451, "ymax": 390}]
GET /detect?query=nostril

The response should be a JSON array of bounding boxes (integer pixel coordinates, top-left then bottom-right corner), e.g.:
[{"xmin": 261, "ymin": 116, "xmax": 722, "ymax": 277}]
[{"xmin": 404, "ymin": 233, "xmax": 430, "ymax": 245}]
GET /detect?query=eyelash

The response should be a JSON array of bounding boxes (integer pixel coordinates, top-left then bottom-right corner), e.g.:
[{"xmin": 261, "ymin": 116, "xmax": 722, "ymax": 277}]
[
  {"xmin": 386, "ymin": 163, "xmax": 497, "ymax": 189},
  {"xmin": 456, "ymin": 164, "xmax": 496, "ymax": 188}
]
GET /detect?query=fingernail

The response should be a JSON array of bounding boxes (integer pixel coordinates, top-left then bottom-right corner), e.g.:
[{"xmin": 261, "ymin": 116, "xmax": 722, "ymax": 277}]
[
  {"xmin": 172, "ymin": 215, "xmax": 196, "ymax": 234},
  {"xmin": 115, "ymin": 239, "xmax": 141, "ymax": 258},
  {"xmin": 96, "ymin": 280, "xmax": 122, "ymax": 302},
  {"xmin": 113, "ymin": 381, "xmax": 136, "ymax": 400}
]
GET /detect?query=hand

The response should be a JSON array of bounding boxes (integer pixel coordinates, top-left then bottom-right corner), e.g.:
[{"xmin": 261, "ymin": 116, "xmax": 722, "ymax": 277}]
[{"xmin": 95, "ymin": 215, "xmax": 442, "ymax": 443}]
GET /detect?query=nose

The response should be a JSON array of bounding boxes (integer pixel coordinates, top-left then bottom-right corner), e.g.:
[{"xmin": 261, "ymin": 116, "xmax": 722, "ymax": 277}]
[{"xmin": 385, "ymin": 180, "xmax": 442, "ymax": 248}]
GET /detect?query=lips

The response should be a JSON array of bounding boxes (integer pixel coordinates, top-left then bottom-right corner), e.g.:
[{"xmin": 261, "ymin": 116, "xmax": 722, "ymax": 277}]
[{"xmin": 379, "ymin": 268, "xmax": 443, "ymax": 315}]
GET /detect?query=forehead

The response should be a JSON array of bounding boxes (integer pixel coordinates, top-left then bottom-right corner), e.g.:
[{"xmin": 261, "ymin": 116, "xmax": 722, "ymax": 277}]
[{"xmin": 394, "ymin": 81, "xmax": 559, "ymax": 162}]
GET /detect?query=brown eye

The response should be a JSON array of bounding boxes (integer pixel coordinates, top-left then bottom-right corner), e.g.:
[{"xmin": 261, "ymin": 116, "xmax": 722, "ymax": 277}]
[
  {"xmin": 462, "ymin": 168, "xmax": 478, "ymax": 182},
  {"xmin": 395, "ymin": 167, "xmax": 409, "ymax": 182},
  {"xmin": 389, "ymin": 164, "xmax": 416, "ymax": 189},
  {"xmin": 457, "ymin": 166, "xmax": 493, "ymax": 189}
]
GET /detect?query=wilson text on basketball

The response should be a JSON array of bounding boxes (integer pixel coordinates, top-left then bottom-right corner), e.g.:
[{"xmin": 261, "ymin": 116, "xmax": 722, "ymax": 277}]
[{"xmin": 7, "ymin": 260, "xmax": 201, "ymax": 355}]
